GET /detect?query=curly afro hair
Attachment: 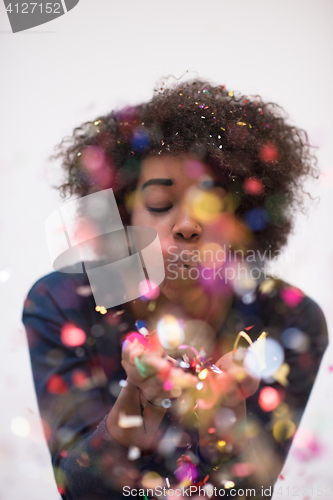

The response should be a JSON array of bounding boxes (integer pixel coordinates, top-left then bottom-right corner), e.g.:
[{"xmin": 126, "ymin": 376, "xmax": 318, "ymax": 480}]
[{"xmin": 53, "ymin": 79, "xmax": 318, "ymax": 256}]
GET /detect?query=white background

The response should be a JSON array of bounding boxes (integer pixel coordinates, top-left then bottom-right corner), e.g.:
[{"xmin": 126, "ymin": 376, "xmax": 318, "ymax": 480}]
[{"xmin": 1, "ymin": 1, "xmax": 333, "ymax": 499}]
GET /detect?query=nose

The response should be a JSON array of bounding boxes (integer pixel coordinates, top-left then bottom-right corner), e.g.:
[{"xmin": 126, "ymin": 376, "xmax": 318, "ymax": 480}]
[{"xmin": 172, "ymin": 208, "xmax": 202, "ymax": 242}]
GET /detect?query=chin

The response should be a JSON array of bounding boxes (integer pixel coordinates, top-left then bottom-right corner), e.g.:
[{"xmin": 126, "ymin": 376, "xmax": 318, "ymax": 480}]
[{"xmin": 160, "ymin": 278, "xmax": 204, "ymax": 304}]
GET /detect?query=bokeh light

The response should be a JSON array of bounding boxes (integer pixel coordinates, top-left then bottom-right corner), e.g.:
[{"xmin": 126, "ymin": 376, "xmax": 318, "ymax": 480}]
[
  {"xmin": 244, "ymin": 338, "xmax": 284, "ymax": 379},
  {"xmin": 157, "ymin": 315, "xmax": 185, "ymax": 350},
  {"xmin": 243, "ymin": 177, "xmax": 264, "ymax": 196},
  {"xmin": 272, "ymin": 419, "xmax": 295, "ymax": 441},
  {"xmin": 184, "ymin": 159, "xmax": 205, "ymax": 178},
  {"xmin": 244, "ymin": 208, "xmax": 269, "ymax": 231},
  {"xmin": 61, "ymin": 324, "xmax": 87, "ymax": 347},
  {"xmin": 11, "ymin": 417, "xmax": 30, "ymax": 437},
  {"xmin": 139, "ymin": 279, "xmax": 160, "ymax": 300},
  {"xmin": 280, "ymin": 286, "xmax": 304, "ymax": 307},
  {"xmin": 281, "ymin": 328, "xmax": 309, "ymax": 352},
  {"xmin": 187, "ymin": 189, "xmax": 223, "ymax": 223},
  {"xmin": 258, "ymin": 386, "xmax": 280, "ymax": 412},
  {"xmin": 259, "ymin": 142, "xmax": 279, "ymax": 163}
]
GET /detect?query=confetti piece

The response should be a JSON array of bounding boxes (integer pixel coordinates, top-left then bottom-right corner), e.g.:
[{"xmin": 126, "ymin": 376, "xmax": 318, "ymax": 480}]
[
  {"xmin": 198, "ymin": 368, "xmax": 208, "ymax": 380},
  {"xmin": 210, "ymin": 364, "xmax": 223, "ymax": 374},
  {"xmin": 134, "ymin": 356, "xmax": 156, "ymax": 378},
  {"xmin": 216, "ymin": 440, "xmax": 226, "ymax": 450},
  {"xmin": 259, "ymin": 279, "xmax": 275, "ymax": 295},
  {"xmin": 251, "ymin": 334, "xmax": 268, "ymax": 367},
  {"xmin": 77, "ymin": 452, "xmax": 90, "ymax": 468},
  {"xmin": 233, "ymin": 330, "xmax": 253, "ymax": 351},
  {"xmin": 273, "ymin": 363, "xmax": 290, "ymax": 386},
  {"xmin": 118, "ymin": 412, "xmax": 143, "ymax": 428},
  {"xmin": 113, "ymin": 310, "xmax": 125, "ymax": 317}
]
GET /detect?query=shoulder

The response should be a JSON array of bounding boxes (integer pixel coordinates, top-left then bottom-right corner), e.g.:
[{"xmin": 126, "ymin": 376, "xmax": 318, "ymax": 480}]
[
  {"xmin": 258, "ymin": 277, "xmax": 326, "ymax": 323},
  {"xmin": 257, "ymin": 277, "xmax": 328, "ymax": 353},
  {"xmin": 22, "ymin": 267, "xmax": 93, "ymax": 318}
]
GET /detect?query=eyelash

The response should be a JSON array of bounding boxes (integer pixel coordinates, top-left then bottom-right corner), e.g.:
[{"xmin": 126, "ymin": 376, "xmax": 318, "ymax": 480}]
[{"xmin": 146, "ymin": 206, "xmax": 172, "ymax": 213}]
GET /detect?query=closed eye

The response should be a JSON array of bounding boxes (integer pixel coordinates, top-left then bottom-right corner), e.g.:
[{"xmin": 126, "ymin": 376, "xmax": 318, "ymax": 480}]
[{"xmin": 146, "ymin": 206, "xmax": 172, "ymax": 213}]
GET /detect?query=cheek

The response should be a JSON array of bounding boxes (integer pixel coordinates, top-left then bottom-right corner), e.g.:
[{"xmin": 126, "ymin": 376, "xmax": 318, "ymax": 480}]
[{"xmin": 131, "ymin": 208, "xmax": 172, "ymax": 251}]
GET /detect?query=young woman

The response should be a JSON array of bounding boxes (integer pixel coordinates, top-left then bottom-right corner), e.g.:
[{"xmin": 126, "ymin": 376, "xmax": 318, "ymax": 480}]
[{"xmin": 22, "ymin": 80, "xmax": 328, "ymax": 499}]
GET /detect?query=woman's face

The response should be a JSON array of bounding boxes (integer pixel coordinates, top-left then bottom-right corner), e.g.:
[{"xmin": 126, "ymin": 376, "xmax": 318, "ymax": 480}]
[{"xmin": 131, "ymin": 155, "xmax": 233, "ymax": 303}]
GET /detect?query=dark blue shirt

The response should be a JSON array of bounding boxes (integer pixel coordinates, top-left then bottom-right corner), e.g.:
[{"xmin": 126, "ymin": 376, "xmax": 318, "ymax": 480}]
[{"xmin": 22, "ymin": 269, "xmax": 328, "ymax": 499}]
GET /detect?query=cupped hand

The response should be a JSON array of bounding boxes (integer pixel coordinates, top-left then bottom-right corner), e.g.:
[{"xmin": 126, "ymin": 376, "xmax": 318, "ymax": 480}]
[
  {"xmin": 121, "ymin": 333, "xmax": 197, "ymax": 404},
  {"xmin": 197, "ymin": 351, "xmax": 260, "ymax": 410}
]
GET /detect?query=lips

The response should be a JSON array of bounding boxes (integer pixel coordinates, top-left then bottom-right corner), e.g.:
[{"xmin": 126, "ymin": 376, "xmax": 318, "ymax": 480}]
[
  {"xmin": 164, "ymin": 248, "xmax": 201, "ymax": 271},
  {"xmin": 175, "ymin": 253, "xmax": 199, "ymax": 268}
]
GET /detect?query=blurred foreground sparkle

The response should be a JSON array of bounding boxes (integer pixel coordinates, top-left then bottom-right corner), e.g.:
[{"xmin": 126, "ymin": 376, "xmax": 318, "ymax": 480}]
[
  {"xmin": 0, "ymin": 269, "xmax": 11, "ymax": 282},
  {"xmin": 258, "ymin": 387, "xmax": 280, "ymax": 412},
  {"xmin": 157, "ymin": 315, "xmax": 184, "ymax": 350},
  {"xmin": 273, "ymin": 419, "xmax": 295, "ymax": 441},
  {"xmin": 119, "ymin": 412, "xmax": 143, "ymax": 428},
  {"xmin": 128, "ymin": 446, "xmax": 141, "ymax": 460},
  {"xmin": 142, "ymin": 471, "xmax": 163, "ymax": 489},
  {"xmin": 11, "ymin": 417, "xmax": 30, "ymax": 437},
  {"xmin": 61, "ymin": 324, "xmax": 87, "ymax": 347},
  {"xmin": 139, "ymin": 279, "xmax": 160, "ymax": 300}
]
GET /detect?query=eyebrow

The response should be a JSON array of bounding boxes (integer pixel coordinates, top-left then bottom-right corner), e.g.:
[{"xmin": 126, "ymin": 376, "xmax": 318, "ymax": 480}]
[{"xmin": 141, "ymin": 178, "xmax": 174, "ymax": 190}]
